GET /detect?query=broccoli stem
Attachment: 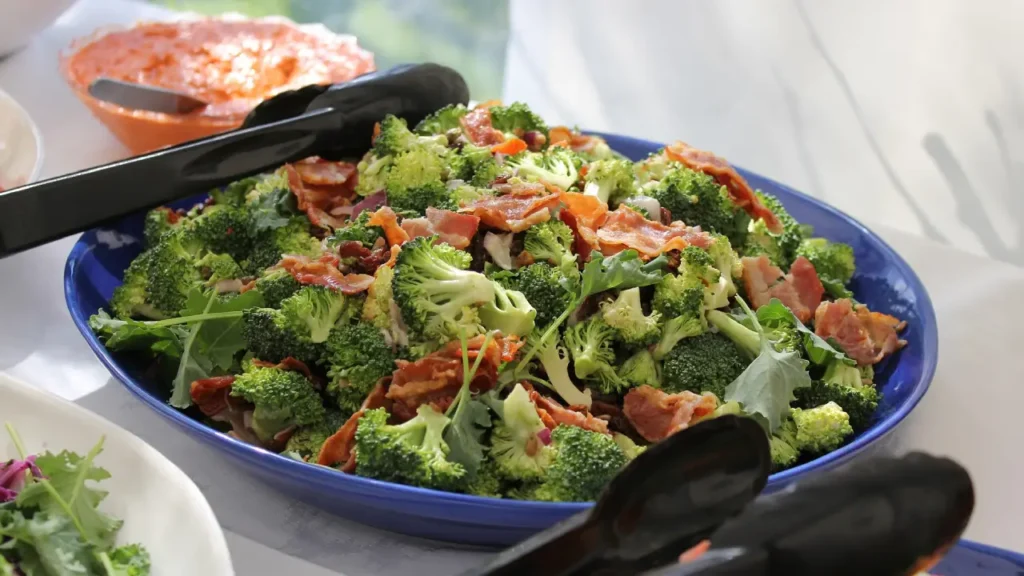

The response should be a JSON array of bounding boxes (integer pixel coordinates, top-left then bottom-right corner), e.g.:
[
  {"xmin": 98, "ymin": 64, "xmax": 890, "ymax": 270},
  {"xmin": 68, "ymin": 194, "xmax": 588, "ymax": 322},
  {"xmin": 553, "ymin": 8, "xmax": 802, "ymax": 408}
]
[
  {"xmin": 447, "ymin": 329, "xmax": 496, "ymax": 418},
  {"xmin": 148, "ymin": 310, "xmax": 246, "ymax": 327},
  {"xmin": 706, "ymin": 309, "xmax": 759, "ymax": 357},
  {"xmin": 517, "ymin": 301, "xmax": 576, "ymax": 370}
]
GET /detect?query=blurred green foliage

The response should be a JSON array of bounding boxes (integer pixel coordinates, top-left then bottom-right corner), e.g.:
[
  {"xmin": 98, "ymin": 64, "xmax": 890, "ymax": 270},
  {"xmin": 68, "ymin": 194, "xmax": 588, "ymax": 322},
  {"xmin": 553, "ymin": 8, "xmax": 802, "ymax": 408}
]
[{"xmin": 148, "ymin": 0, "xmax": 508, "ymax": 100}]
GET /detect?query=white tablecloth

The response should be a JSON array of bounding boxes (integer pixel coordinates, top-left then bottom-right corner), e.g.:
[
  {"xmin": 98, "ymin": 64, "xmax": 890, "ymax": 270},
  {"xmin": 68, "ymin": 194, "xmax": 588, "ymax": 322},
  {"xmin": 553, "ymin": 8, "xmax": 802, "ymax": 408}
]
[{"xmin": 0, "ymin": 1, "xmax": 1021, "ymax": 574}]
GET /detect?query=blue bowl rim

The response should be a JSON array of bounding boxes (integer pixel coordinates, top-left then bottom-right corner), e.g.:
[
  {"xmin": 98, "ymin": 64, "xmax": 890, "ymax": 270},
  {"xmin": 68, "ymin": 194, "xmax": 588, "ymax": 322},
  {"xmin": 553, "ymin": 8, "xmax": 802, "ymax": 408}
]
[
  {"xmin": 63, "ymin": 131, "xmax": 938, "ymax": 515},
  {"xmin": 954, "ymin": 539, "xmax": 1024, "ymax": 566}
]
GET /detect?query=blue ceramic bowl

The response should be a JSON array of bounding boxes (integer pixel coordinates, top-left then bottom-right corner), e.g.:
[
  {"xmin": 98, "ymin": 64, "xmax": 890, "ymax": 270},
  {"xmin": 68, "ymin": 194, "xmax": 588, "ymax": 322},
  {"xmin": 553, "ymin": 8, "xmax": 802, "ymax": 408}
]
[
  {"xmin": 64, "ymin": 133, "xmax": 938, "ymax": 546},
  {"xmin": 936, "ymin": 540, "xmax": 1024, "ymax": 575}
]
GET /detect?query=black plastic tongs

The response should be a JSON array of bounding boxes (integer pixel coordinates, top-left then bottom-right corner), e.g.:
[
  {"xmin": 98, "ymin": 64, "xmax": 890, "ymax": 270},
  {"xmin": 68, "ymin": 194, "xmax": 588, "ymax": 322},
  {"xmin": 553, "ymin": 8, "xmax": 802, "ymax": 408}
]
[
  {"xmin": 464, "ymin": 416, "xmax": 975, "ymax": 576},
  {"xmin": 0, "ymin": 63, "xmax": 470, "ymax": 257}
]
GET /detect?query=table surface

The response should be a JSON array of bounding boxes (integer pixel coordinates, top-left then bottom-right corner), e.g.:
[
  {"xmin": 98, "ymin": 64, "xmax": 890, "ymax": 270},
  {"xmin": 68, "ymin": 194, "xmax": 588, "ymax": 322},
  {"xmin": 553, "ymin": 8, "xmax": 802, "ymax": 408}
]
[{"xmin": 1, "ymin": 1, "xmax": 1022, "ymax": 574}]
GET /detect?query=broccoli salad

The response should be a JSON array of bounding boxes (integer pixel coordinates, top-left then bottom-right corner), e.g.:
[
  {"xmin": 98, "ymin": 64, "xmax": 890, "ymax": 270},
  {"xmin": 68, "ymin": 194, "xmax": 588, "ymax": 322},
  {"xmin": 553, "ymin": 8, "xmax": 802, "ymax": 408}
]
[
  {"xmin": 0, "ymin": 425, "xmax": 151, "ymax": 575},
  {"xmin": 89, "ymin": 101, "xmax": 907, "ymax": 502}
]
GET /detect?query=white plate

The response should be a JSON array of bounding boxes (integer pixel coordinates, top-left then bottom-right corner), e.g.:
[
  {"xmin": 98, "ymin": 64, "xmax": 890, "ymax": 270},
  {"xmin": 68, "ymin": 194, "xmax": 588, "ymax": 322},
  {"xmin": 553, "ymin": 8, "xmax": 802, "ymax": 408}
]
[
  {"xmin": 0, "ymin": 88, "xmax": 43, "ymax": 190},
  {"xmin": 0, "ymin": 375, "xmax": 235, "ymax": 576}
]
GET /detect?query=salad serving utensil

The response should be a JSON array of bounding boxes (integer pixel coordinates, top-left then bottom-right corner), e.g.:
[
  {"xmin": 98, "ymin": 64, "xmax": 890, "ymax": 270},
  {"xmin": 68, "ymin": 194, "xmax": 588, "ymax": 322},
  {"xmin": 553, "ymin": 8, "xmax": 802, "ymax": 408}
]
[
  {"xmin": 87, "ymin": 77, "xmax": 210, "ymax": 115},
  {"xmin": 0, "ymin": 62, "xmax": 469, "ymax": 257}
]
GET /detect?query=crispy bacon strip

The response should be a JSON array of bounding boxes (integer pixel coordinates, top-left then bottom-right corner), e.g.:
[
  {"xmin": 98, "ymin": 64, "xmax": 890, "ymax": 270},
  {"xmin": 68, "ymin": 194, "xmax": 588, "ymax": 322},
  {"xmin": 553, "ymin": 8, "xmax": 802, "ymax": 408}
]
[
  {"xmin": 190, "ymin": 376, "xmax": 237, "ymax": 418},
  {"xmin": 285, "ymin": 159, "xmax": 358, "ymax": 230},
  {"xmin": 623, "ymin": 385, "xmax": 718, "ymax": 442},
  {"xmin": 664, "ymin": 141, "xmax": 781, "ymax": 233},
  {"xmin": 548, "ymin": 126, "xmax": 606, "ymax": 155},
  {"xmin": 367, "ymin": 206, "xmax": 410, "ymax": 246},
  {"xmin": 595, "ymin": 205, "xmax": 713, "ymax": 259},
  {"xmin": 741, "ymin": 255, "xmax": 824, "ymax": 323},
  {"xmin": 460, "ymin": 106, "xmax": 505, "ymax": 147},
  {"xmin": 278, "ymin": 254, "xmax": 374, "ymax": 294},
  {"xmin": 525, "ymin": 385, "xmax": 610, "ymax": 435},
  {"xmin": 814, "ymin": 299, "xmax": 907, "ymax": 366},
  {"xmin": 316, "ymin": 379, "xmax": 392, "ymax": 471},
  {"xmin": 335, "ymin": 240, "xmax": 391, "ymax": 274},
  {"xmin": 491, "ymin": 137, "xmax": 528, "ymax": 155},
  {"xmin": 462, "ymin": 189, "xmax": 561, "ymax": 232},
  {"xmin": 386, "ymin": 335, "xmax": 522, "ymax": 421},
  {"xmin": 400, "ymin": 207, "xmax": 481, "ymax": 249}
]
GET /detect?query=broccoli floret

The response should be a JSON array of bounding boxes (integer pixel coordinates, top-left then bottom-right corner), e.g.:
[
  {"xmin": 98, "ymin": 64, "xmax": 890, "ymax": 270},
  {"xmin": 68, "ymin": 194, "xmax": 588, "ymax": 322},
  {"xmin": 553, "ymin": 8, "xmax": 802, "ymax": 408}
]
[
  {"xmin": 707, "ymin": 308, "xmax": 800, "ymax": 357},
  {"xmin": 354, "ymin": 405, "xmax": 466, "ymax": 491},
  {"xmin": 355, "ymin": 151, "xmax": 394, "ymax": 197},
  {"xmin": 254, "ymin": 268, "xmax": 301, "ymax": 308},
  {"xmin": 795, "ymin": 377, "xmax": 879, "ymax": 432},
  {"xmin": 651, "ymin": 266, "xmax": 708, "ymax": 361},
  {"xmin": 612, "ymin": 432, "xmax": 647, "ymax": 460},
  {"xmin": 187, "ymin": 204, "xmax": 254, "ymax": 260},
  {"xmin": 490, "ymin": 262, "xmax": 576, "ymax": 329},
  {"xmin": 661, "ymin": 331, "xmax": 749, "ymax": 399},
  {"xmin": 740, "ymin": 192, "xmax": 807, "ymax": 269},
  {"xmin": 600, "ymin": 287, "xmax": 662, "ymax": 348},
  {"xmin": 790, "ymin": 401, "xmax": 854, "ymax": 455},
  {"xmin": 321, "ymin": 322, "xmax": 397, "ymax": 416},
  {"xmin": 385, "ymin": 146, "xmax": 454, "ymax": 215},
  {"xmin": 195, "ymin": 252, "xmax": 243, "ymax": 285},
  {"xmin": 533, "ymin": 425, "xmax": 628, "ymax": 502},
  {"xmin": 479, "ymin": 282, "xmax": 537, "ymax": 338},
  {"xmin": 110, "ymin": 250, "xmax": 160, "ymax": 320},
  {"xmin": 327, "ymin": 210, "xmax": 385, "ymax": 248},
  {"xmin": 414, "ymin": 103, "xmax": 469, "ymax": 135},
  {"xmin": 491, "ymin": 383, "xmax": 555, "ymax": 482},
  {"xmin": 231, "ymin": 363, "xmax": 326, "ymax": 444},
  {"xmin": 244, "ymin": 168, "xmax": 290, "ymax": 205},
  {"xmin": 241, "ymin": 308, "xmax": 323, "ymax": 366},
  {"xmin": 564, "ymin": 316, "xmax": 626, "ymax": 394},
  {"xmin": 621, "ymin": 349, "xmax": 660, "ymax": 388},
  {"xmin": 770, "ymin": 423, "xmax": 801, "ymax": 472},
  {"xmin": 144, "ymin": 228, "xmax": 206, "ymax": 316},
  {"xmin": 284, "ymin": 410, "xmax": 346, "ymax": 460},
  {"xmin": 634, "ymin": 152, "xmax": 678, "ymax": 184},
  {"xmin": 648, "ymin": 167, "xmax": 749, "ymax": 247},
  {"xmin": 453, "ymin": 143, "xmax": 506, "ymax": 188},
  {"xmin": 465, "ymin": 459, "xmax": 505, "ymax": 498},
  {"xmin": 623, "ymin": 202, "xmax": 651, "ymax": 219},
  {"xmin": 523, "ymin": 220, "xmax": 575, "ymax": 268},
  {"xmin": 361, "ymin": 264, "xmax": 402, "ymax": 338},
  {"xmin": 795, "ymin": 237, "xmax": 856, "ymax": 297},
  {"xmin": 535, "ymin": 334, "xmax": 593, "ymax": 408},
  {"xmin": 393, "ymin": 236, "xmax": 496, "ymax": 341},
  {"xmin": 278, "ymin": 285, "xmax": 352, "ymax": 344},
  {"xmin": 705, "ymin": 234, "xmax": 743, "ymax": 308},
  {"xmin": 507, "ymin": 148, "xmax": 582, "ymax": 190},
  {"xmin": 582, "ymin": 158, "xmax": 637, "ymax": 205},
  {"xmin": 104, "ymin": 543, "xmax": 151, "ymax": 576},
  {"xmin": 212, "ymin": 175, "xmax": 259, "ymax": 207},
  {"xmin": 489, "ymin": 102, "xmax": 548, "ymax": 135},
  {"xmin": 373, "ymin": 114, "xmax": 448, "ymax": 158},
  {"xmin": 244, "ymin": 217, "xmax": 321, "ymax": 274},
  {"xmin": 143, "ymin": 206, "xmax": 182, "ymax": 247}
]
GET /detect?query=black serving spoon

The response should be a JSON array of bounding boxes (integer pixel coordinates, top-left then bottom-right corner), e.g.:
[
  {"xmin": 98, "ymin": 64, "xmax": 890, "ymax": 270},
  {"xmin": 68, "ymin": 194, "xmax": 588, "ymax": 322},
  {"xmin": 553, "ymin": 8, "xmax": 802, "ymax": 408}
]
[
  {"xmin": 0, "ymin": 62, "xmax": 469, "ymax": 257},
  {"xmin": 461, "ymin": 415, "xmax": 772, "ymax": 576},
  {"xmin": 640, "ymin": 451, "xmax": 975, "ymax": 576}
]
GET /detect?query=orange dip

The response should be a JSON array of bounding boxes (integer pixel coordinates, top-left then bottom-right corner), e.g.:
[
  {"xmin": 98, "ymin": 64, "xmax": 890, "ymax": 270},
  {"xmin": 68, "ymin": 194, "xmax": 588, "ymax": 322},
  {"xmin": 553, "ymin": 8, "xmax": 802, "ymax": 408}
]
[{"xmin": 61, "ymin": 19, "xmax": 375, "ymax": 154}]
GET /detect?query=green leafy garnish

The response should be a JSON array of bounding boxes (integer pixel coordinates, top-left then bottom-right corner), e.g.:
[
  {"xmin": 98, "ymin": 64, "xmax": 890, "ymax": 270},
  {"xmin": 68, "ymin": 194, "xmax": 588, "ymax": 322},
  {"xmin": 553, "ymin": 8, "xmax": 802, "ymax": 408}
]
[
  {"xmin": 755, "ymin": 299, "xmax": 853, "ymax": 366},
  {"xmin": 723, "ymin": 298, "xmax": 813, "ymax": 432},
  {"xmin": 443, "ymin": 330, "xmax": 496, "ymax": 478}
]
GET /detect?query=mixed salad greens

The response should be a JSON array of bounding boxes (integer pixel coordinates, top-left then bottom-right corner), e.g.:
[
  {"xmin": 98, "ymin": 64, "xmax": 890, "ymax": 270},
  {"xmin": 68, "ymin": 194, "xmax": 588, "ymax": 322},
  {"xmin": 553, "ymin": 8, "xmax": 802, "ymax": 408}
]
[
  {"xmin": 0, "ymin": 425, "xmax": 150, "ymax": 576},
  {"xmin": 89, "ymin": 100, "xmax": 906, "ymax": 502}
]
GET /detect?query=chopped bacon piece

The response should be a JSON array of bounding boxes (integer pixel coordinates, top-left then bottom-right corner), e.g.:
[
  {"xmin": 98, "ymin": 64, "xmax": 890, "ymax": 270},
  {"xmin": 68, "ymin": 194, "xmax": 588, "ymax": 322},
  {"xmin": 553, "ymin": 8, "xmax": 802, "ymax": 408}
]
[
  {"xmin": 278, "ymin": 254, "xmax": 374, "ymax": 294},
  {"xmin": 526, "ymin": 386, "xmax": 610, "ymax": 435},
  {"xmin": 547, "ymin": 126, "xmax": 606, "ymax": 155},
  {"xmin": 741, "ymin": 255, "xmax": 824, "ymax": 323},
  {"xmin": 386, "ymin": 335, "xmax": 522, "ymax": 421},
  {"xmin": 474, "ymin": 99, "xmax": 503, "ymax": 110},
  {"xmin": 559, "ymin": 191, "xmax": 609, "ymax": 230},
  {"xmin": 400, "ymin": 207, "xmax": 481, "ymax": 249},
  {"xmin": 318, "ymin": 409, "xmax": 363, "ymax": 470},
  {"xmin": 367, "ymin": 206, "xmax": 410, "ymax": 246},
  {"xmin": 190, "ymin": 376, "xmax": 237, "ymax": 418},
  {"xmin": 384, "ymin": 244, "xmax": 401, "ymax": 268},
  {"xmin": 239, "ymin": 279, "xmax": 257, "ymax": 293},
  {"xmin": 814, "ymin": 299, "xmax": 907, "ymax": 366},
  {"xmin": 285, "ymin": 160, "xmax": 358, "ymax": 230},
  {"xmin": 623, "ymin": 385, "xmax": 718, "ymax": 442},
  {"xmin": 250, "ymin": 357, "xmax": 318, "ymax": 385},
  {"xmin": 558, "ymin": 208, "xmax": 593, "ymax": 262},
  {"xmin": 491, "ymin": 137, "xmax": 528, "ymax": 156},
  {"xmin": 596, "ymin": 205, "xmax": 713, "ymax": 259},
  {"xmin": 460, "ymin": 107, "xmax": 505, "ymax": 146},
  {"xmin": 664, "ymin": 141, "xmax": 781, "ymax": 233},
  {"xmin": 462, "ymin": 189, "xmax": 561, "ymax": 232}
]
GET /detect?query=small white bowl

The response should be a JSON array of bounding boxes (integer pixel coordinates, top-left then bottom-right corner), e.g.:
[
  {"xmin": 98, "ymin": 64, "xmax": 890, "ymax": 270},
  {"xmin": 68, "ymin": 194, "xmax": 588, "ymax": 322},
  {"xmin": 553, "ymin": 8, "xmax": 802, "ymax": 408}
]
[
  {"xmin": 0, "ymin": 375, "xmax": 235, "ymax": 576},
  {"xmin": 0, "ymin": 0, "xmax": 78, "ymax": 58},
  {"xmin": 0, "ymin": 88, "xmax": 44, "ymax": 190}
]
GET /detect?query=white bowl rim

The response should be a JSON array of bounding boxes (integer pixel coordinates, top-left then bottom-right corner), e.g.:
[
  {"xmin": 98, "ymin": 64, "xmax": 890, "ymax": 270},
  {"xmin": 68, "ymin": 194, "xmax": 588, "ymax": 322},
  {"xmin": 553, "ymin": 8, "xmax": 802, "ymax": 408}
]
[{"xmin": 0, "ymin": 86, "xmax": 45, "ymax": 185}]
